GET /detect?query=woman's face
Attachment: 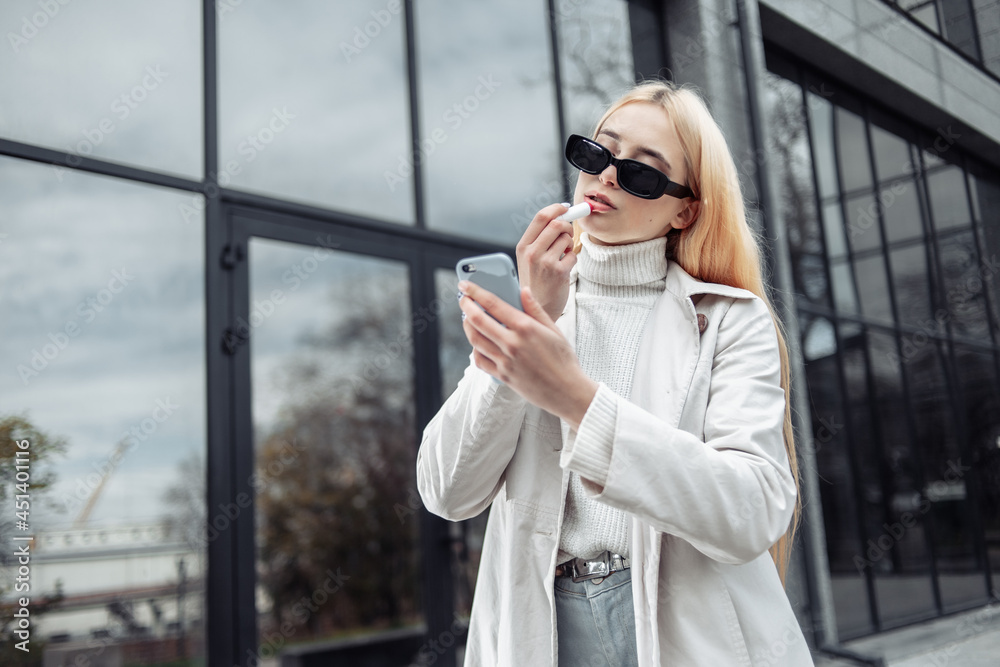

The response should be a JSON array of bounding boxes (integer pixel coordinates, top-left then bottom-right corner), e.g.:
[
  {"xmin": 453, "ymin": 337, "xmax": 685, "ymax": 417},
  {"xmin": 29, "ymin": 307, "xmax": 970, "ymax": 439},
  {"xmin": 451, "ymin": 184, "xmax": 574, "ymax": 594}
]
[{"xmin": 572, "ymin": 101, "xmax": 700, "ymax": 246}]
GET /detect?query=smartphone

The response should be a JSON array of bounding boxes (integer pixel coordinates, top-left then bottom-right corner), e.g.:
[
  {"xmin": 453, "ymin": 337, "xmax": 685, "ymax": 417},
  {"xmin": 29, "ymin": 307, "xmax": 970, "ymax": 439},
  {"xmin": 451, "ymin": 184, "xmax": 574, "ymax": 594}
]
[{"xmin": 456, "ymin": 252, "xmax": 523, "ymax": 321}]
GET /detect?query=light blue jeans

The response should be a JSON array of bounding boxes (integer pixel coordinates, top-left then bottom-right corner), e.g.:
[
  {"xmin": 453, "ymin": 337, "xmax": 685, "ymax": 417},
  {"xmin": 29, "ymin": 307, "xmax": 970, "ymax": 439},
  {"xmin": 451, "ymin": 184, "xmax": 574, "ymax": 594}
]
[{"xmin": 554, "ymin": 567, "xmax": 640, "ymax": 667}]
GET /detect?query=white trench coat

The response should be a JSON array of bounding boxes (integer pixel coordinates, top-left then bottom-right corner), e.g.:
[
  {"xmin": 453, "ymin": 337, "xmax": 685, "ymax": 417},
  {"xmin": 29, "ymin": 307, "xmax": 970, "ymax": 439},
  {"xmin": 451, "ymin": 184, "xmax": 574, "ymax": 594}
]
[{"xmin": 417, "ymin": 259, "xmax": 814, "ymax": 666}]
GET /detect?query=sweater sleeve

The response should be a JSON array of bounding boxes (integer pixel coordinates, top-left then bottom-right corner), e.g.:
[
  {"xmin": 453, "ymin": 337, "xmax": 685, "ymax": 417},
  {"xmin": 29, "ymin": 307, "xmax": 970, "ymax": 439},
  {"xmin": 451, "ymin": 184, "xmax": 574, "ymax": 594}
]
[{"xmin": 559, "ymin": 383, "xmax": 618, "ymax": 491}]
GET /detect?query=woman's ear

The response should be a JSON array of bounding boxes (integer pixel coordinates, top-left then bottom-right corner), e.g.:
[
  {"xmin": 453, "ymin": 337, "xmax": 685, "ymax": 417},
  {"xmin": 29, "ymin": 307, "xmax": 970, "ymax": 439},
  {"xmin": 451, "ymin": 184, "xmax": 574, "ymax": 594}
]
[{"xmin": 671, "ymin": 199, "xmax": 701, "ymax": 230}]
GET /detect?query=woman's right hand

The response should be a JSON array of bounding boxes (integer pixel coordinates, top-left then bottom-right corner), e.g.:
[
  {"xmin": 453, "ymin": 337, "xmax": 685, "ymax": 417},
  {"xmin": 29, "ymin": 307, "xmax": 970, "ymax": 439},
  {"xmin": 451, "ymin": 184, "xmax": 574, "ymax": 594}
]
[{"xmin": 515, "ymin": 203, "xmax": 577, "ymax": 322}]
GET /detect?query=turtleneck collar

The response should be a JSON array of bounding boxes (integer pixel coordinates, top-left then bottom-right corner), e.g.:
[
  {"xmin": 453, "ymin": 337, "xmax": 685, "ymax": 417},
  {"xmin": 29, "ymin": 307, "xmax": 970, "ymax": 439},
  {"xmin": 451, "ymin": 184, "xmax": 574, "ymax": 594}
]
[{"xmin": 576, "ymin": 232, "xmax": 669, "ymax": 287}]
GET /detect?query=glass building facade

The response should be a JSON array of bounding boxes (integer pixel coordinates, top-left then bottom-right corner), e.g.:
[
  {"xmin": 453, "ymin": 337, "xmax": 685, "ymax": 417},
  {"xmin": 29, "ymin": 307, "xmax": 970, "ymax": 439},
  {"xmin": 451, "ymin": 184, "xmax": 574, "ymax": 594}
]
[
  {"xmin": 765, "ymin": 48, "xmax": 1000, "ymax": 638},
  {"xmin": 0, "ymin": 0, "xmax": 997, "ymax": 665}
]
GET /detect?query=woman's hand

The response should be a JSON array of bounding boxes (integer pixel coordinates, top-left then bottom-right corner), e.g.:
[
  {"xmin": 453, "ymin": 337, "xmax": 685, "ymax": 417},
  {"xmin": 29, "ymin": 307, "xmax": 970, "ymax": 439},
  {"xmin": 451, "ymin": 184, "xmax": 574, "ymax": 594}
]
[
  {"xmin": 515, "ymin": 203, "xmax": 577, "ymax": 322},
  {"xmin": 458, "ymin": 280, "xmax": 598, "ymax": 430}
]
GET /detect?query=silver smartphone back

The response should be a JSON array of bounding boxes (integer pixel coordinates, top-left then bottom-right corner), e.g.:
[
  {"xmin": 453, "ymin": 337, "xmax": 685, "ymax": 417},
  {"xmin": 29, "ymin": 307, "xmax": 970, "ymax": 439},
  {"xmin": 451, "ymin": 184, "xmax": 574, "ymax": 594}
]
[{"xmin": 456, "ymin": 252, "xmax": 523, "ymax": 318}]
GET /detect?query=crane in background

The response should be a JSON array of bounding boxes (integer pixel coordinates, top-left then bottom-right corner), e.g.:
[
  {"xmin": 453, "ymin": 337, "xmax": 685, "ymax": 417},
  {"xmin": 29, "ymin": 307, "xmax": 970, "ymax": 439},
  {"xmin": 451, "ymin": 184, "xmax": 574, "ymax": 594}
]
[{"xmin": 74, "ymin": 436, "xmax": 130, "ymax": 528}]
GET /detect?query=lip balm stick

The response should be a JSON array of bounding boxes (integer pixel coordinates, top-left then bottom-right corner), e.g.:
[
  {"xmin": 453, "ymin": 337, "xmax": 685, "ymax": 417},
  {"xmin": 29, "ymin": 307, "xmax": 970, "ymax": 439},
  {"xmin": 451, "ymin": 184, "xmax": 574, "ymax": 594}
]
[
  {"xmin": 555, "ymin": 201, "xmax": 593, "ymax": 222},
  {"xmin": 555, "ymin": 201, "xmax": 592, "ymax": 257}
]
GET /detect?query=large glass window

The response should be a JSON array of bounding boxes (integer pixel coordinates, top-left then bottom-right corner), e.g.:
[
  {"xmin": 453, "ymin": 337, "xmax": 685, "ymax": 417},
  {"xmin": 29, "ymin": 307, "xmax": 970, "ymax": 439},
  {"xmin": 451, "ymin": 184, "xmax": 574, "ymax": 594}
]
[
  {"xmin": 0, "ymin": 157, "xmax": 206, "ymax": 665},
  {"xmin": 0, "ymin": 0, "xmax": 203, "ymax": 178},
  {"xmin": 414, "ymin": 0, "xmax": 563, "ymax": 245},
  {"xmin": 219, "ymin": 0, "xmax": 413, "ymax": 223}
]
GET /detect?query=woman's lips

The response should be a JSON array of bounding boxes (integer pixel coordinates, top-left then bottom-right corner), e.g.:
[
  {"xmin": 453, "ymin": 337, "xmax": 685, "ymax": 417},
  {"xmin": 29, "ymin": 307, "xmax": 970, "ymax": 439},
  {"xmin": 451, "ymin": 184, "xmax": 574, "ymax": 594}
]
[{"xmin": 585, "ymin": 193, "xmax": 616, "ymax": 212}]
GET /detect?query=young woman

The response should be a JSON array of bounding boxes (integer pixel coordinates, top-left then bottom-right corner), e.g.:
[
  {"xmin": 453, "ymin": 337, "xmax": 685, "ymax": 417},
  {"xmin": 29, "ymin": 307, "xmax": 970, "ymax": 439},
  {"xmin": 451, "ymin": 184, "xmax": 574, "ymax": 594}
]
[{"xmin": 417, "ymin": 80, "xmax": 813, "ymax": 666}]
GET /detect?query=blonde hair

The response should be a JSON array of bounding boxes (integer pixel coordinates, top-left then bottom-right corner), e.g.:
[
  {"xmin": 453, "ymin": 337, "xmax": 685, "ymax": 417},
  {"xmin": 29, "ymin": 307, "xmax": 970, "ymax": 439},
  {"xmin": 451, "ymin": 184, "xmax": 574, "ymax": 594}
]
[{"xmin": 575, "ymin": 80, "xmax": 800, "ymax": 584}]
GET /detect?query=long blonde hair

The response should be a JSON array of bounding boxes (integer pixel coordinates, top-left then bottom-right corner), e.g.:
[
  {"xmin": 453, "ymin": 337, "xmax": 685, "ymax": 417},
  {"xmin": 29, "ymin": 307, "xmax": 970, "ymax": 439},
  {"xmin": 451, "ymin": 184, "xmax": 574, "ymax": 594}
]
[{"xmin": 575, "ymin": 80, "xmax": 800, "ymax": 584}]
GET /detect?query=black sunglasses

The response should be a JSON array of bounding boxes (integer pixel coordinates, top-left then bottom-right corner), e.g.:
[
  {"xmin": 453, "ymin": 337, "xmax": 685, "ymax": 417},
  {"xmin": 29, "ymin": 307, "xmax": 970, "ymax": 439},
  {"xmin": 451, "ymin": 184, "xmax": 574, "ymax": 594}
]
[{"xmin": 565, "ymin": 134, "xmax": 696, "ymax": 200}]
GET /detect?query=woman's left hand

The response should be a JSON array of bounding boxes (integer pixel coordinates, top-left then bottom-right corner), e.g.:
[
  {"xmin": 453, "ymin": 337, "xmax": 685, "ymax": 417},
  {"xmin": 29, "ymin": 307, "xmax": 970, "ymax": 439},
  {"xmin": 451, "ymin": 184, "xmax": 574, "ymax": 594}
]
[{"xmin": 458, "ymin": 280, "xmax": 598, "ymax": 430}]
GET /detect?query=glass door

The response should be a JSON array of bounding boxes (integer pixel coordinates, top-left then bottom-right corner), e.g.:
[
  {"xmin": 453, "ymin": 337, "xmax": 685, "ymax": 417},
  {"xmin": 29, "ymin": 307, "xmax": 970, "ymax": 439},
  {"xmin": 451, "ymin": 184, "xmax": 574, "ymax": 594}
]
[{"xmin": 231, "ymin": 210, "xmax": 441, "ymax": 666}]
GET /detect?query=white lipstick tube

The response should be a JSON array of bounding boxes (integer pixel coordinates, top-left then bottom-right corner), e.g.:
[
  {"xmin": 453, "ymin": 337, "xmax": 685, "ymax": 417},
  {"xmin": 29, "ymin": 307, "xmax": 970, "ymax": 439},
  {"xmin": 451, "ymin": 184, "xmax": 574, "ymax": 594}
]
[{"xmin": 555, "ymin": 201, "xmax": 593, "ymax": 222}]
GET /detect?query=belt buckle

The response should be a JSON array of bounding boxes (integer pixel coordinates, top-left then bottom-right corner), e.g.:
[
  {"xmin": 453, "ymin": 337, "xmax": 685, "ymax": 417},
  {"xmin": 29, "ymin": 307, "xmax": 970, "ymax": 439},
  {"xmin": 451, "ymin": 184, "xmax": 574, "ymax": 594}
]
[{"xmin": 571, "ymin": 553, "xmax": 611, "ymax": 583}]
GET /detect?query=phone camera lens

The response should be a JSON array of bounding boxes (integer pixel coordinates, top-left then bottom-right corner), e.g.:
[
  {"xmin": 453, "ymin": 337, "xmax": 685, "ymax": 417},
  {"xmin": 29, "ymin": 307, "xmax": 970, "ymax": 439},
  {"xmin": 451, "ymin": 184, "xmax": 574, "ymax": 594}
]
[{"xmin": 462, "ymin": 263, "xmax": 476, "ymax": 273}]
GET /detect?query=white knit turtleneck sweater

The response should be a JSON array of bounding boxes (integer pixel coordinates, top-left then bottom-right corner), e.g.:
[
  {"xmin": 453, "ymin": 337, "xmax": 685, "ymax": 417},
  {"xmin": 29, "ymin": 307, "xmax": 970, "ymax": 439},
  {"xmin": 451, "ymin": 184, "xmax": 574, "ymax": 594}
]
[{"xmin": 556, "ymin": 231, "xmax": 669, "ymax": 564}]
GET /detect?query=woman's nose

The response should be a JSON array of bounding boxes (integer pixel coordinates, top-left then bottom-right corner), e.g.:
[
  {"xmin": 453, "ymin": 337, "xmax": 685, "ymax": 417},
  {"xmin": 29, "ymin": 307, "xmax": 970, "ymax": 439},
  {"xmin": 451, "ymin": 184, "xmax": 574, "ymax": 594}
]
[{"xmin": 598, "ymin": 163, "xmax": 618, "ymax": 188}]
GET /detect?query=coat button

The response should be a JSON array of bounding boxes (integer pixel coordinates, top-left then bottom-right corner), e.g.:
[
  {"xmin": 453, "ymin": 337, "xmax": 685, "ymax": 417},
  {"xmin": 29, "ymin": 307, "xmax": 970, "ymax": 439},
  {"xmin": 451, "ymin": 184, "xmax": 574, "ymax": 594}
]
[{"xmin": 697, "ymin": 313, "xmax": 708, "ymax": 333}]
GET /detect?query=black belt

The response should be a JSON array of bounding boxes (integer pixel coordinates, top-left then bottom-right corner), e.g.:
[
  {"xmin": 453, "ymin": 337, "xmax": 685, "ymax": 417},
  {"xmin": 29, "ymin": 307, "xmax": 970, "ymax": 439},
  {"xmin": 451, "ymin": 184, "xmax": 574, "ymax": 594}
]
[{"xmin": 555, "ymin": 551, "xmax": 630, "ymax": 583}]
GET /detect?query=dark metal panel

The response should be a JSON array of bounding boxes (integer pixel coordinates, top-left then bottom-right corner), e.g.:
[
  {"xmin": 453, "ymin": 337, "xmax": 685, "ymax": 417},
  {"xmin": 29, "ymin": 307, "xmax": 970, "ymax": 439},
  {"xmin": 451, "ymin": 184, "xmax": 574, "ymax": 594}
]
[
  {"xmin": 546, "ymin": 0, "xmax": 571, "ymax": 200},
  {"xmin": 222, "ymin": 188, "xmax": 503, "ymax": 257},
  {"xmin": 229, "ymin": 215, "xmax": 259, "ymax": 666},
  {"xmin": 201, "ymin": 1, "xmax": 248, "ymax": 665},
  {"xmin": 412, "ymin": 252, "xmax": 458, "ymax": 667},
  {"xmin": 205, "ymin": 193, "xmax": 236, "ymax": 667},
  {"xmin": 403, "ymin": 0, "xmax": 426, "ymax": 229},
  {"xmin": 0, "ymin": 137, "xmax": 204, "ymax": 193},
  {"xmin": 627, "ymin": 0, "xmax": 669, "ymax": 82}
]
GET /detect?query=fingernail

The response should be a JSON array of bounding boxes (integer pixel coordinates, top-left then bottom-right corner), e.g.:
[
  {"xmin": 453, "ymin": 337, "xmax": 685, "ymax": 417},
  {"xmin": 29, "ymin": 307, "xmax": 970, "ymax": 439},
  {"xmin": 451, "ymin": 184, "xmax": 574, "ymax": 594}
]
[
  {"xmin": 458, "ymin": 280, "xmax": 470, "ymax": 290},
  {"xmin": 560, "ymin": 202, "xmax": 571, "ymax": 207}
]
